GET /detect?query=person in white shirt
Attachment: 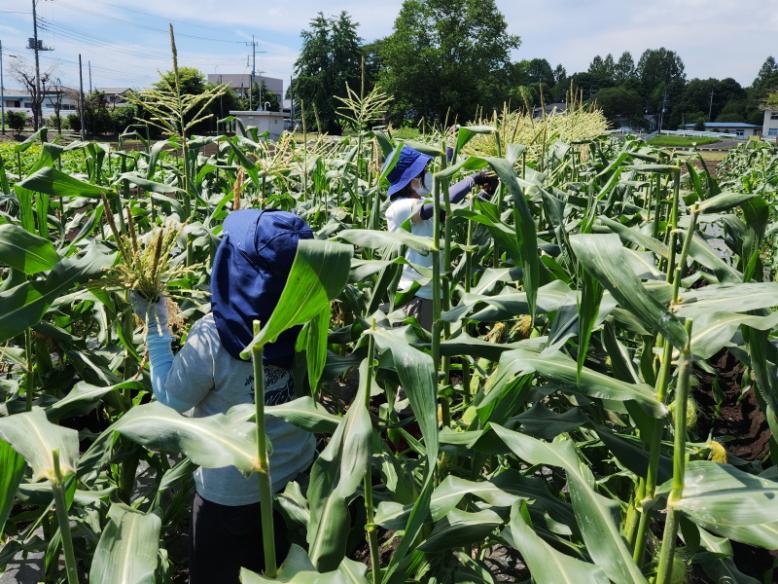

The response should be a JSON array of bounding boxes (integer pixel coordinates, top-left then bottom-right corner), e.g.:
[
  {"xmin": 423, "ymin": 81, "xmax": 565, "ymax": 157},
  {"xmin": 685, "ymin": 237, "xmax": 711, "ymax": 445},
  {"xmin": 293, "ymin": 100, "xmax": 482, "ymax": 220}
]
[{"xmin": 383, "ymin": 145, "xmax": 497, "ymax": 329}]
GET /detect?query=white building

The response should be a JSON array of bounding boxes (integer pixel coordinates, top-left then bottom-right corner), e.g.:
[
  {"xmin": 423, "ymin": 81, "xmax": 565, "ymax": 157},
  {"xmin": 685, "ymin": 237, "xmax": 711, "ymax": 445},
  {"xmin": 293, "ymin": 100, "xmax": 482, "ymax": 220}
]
[
  {"xmin": 228, "ymin": 110, "xmax": 287, "ymax": 139},
  {"xmin": 207, "ymin": 73, "xmax": 283, "ymax": 104},
  {"xmin": 763, "ymin": 108, "xmax": 778, "ymax": 140},
  {"xmin": 1, "ymin": 87, "xmax": 79, "ymax": 120},
  {"xmin": 682, "ymin": 121, "xmax": 762, "ymax": 138}
]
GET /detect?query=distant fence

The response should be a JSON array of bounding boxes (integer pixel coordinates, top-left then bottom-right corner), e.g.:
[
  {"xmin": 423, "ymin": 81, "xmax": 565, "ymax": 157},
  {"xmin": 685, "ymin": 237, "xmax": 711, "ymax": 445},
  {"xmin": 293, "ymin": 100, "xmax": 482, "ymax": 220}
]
[{"xmin": 659, "ymin": 129, "xmax": 742, "ymax": 139}]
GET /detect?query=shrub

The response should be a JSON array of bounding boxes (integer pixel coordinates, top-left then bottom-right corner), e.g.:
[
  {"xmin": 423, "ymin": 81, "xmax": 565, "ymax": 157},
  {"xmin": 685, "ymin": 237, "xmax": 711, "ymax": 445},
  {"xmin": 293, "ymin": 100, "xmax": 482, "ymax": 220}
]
[
  {"xmin": 67, "ymin": 113, "xmax": 81, "ymax": 133},
  {"xmin": 6, "ymin": 110, "xmax": 27, "ymax": 135}
]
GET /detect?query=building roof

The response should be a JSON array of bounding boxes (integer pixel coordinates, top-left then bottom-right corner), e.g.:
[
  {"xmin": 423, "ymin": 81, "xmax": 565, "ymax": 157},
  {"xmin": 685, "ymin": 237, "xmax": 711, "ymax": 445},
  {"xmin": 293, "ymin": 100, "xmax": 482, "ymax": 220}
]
[
  {"xmin": 683, "ymin": 121, "xmax": 761, "ymax": 129},
  {"xmin": 96, "ymin": 87, "xmax": 135, "ymax": 95}
]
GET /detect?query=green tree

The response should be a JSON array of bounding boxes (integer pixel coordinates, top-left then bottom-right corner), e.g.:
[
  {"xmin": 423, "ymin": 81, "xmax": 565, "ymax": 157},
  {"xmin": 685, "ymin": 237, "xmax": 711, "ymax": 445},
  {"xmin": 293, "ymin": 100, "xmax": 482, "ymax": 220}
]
[
  {"xmin": 614, "ymin": 51, "xmax": 636, "ymax": 85},
  {"xmin": 238, "ymin": 81, "xmax": 280, "ymax": 112},
  {"xmin": 595, "ymin": 86, "xmax": 643, "ymax": 127},
  {"xmin": 154, "ymin": 67, "xmax": 207, "ymax": 95},
  {"xmin": 637, "ymin": 48, "xmax": 686, "ymax": 93},
  {"xmin": 753, "ymin": 56, "xmax": 778, "ymax": 92},
  {"xmin": 380, "ymin": 0, "xmax": 519, "ymax": 123},
  {"xmin": 291, "ymin": 12, "xmax": 362, "ymax": 133},
  {"xmin": 636, "ymin": 48, "xmax": 686, "ymax": 127},
  {"xmin": 151, "ymin": 66, "xmax": 230, "ymax": 133}
]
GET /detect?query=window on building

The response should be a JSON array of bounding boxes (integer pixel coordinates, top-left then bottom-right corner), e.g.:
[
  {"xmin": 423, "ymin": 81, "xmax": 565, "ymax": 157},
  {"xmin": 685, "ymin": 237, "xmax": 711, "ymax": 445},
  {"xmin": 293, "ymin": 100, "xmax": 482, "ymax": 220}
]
[
  {"xmin": 23, "ymin": 102, "xmax": 33, "ymax": 108},
  {"xmin": 771, "ymin": 112, "xmax": 778, "ymax": 120},
  {"xmin": 769, "ymin": 128, "xmax": 778, "ymax": 137},
  {"xmin": 736, "ymin": 130, "xmax": 744, "ymax": 137}
]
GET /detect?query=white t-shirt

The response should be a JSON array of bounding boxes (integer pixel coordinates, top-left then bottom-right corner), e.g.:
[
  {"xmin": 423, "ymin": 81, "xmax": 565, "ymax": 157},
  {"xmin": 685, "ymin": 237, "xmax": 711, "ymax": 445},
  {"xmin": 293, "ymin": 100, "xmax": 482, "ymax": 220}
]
[{"xmin": 385, "ymin": 197, "xmax": 434, "ymax": 300}]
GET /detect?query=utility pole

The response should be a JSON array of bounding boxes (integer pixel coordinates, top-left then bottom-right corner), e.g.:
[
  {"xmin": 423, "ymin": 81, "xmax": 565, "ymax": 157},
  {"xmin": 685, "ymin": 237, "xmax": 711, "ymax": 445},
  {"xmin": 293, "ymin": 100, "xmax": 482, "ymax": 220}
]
[
  {"xmin": 244, "ymin": 36, "xmax": 266, "ymax": 111},
  {"xmin": 250, "ymin": 34, "xmax": 255, "ymax": 111},
  {"xmin": 78, "ymin": 53, "xmax": 85, "ymax": 139},
  {"xmin": 88, "ymin": 60, "xmax": 92, "ymax": 93},
  {"xmin": 0, "ymin": 40, "xmax": 5, "ymax": 135},
  {"xmin": 290, "ymin": 75, "xmax": 294, "ymax": 128},
  {"xmin": 31, "ymin": 0, "xmax": 42, "ymax": 130},
  {"xmin": 708, "ymin": 88, "xmax": 715, "ymax": 121},
  {"xmin": 658, "ymin": 88, "xmax": 668, "ymax": 133}
]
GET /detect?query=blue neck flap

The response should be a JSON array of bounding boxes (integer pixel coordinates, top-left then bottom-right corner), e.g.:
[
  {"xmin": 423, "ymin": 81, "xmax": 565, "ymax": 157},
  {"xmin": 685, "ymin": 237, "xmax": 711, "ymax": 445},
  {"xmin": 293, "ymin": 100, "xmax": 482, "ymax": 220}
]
[{"xmin": 211, "ymin": 209, "xmax": 313, "ymax": 366}]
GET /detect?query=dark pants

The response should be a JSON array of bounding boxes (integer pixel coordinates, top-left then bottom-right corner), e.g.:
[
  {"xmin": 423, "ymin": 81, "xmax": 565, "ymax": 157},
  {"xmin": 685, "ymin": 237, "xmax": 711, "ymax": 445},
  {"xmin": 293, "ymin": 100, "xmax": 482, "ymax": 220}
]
[{"xmin": 190, "ymin": 493, "xmax": 289, "ymax": 584}]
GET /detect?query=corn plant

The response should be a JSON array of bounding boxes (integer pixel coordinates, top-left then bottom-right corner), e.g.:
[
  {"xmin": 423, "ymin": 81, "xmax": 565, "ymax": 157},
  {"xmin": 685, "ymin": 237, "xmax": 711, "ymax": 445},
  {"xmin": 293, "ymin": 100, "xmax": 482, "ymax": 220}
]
[{"xmin": 1, "ymin": 69, "xmax": 778, "ymax": 584}]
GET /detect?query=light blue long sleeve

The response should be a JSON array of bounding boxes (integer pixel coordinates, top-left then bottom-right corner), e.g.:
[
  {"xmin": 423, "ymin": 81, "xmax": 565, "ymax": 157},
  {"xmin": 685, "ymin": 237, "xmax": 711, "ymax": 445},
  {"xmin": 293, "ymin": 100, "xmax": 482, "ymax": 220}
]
[{"xmin": 146, "ymin": 329, "xmax": 194, "ymax": 412}]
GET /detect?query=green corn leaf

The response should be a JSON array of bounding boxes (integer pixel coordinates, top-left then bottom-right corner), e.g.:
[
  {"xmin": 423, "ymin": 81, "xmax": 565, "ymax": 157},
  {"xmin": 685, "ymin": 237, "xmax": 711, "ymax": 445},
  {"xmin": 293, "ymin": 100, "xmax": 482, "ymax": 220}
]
[
  {"xmin": 577, "ymin": 267, "xmax": 603, "ymax": 378},
  {"xmin": 0, "ymin": 243, "xmax": 115, "ymax": 343},
  {"xmin": 571, "ymin": 233, "xmax": 687, "ymax": 349},
  {"xmin": 114, "ymin": 171, "xmax": 183, "ymax": 194},
  {"xmin": 0, "ymin": 224, "xmax": 60, "ymax": 274},
  {"xmin": 0, "ymin": 440, "xmax": 26, "ymax": 538},
  {"xmin": 675, "ymin": 282, "xmax": 778, "ymax": 318},
  {"xmin": 17, "ymin": 166, "xmax": 106, "ymax": 197},
  {"xmin": 48, "ymin": 380, "xmax": 142, "ymax": 421},
  {"xmin": 0, "ymin": 407, "xmax": 79, "ymax": 482},
  {"xmin": 306, "ymin": 360, "xmax": 373, "ymax": 571},
  {"xmin": 674, "ymin": 461, "xmax": 778, "ymax": 549},
  {"xmin": 375, "ymin": 474, "xmax": 523, "ymax": 530},
  {"xmin": 265, "ymin": 397, "xmax": 342, "ymax": 434},
  {"xmin": 506, "ymin": 505, "xmax": 609, "ymax": 584},
  {"xmin": 419, "ymin": 508, "xmax": 502, "ymax": 553},
  {"xmin": 370, "ymin": 327, "xmax": 439, "ymax": 467},
  {"xmin": 240, "ymin": 544, "xmax": 368, "ymax": 583},
  {"xmin": 337, "ymin": 228, "xmax": 435, "ymax": 253},
  {"xmin": 241, "ymin": 239, "xmax": 352, "ymax": 358},
  {"xmin": 115, "ymin": 401, "xmax": 260, "ymax": 473},
  {"xmin": 88, "ymin": 504, "xmax": 161, "ymax": 584},
  {"xmin": 496, "ymin": 346, "xmax": 666, "ymax": 417},
  {"xmin": 696, "ymin": 191, "xmax": 757, "ymax": 213},
  {"xmin": 492, "ymin": 425, "xmax": 647, "ymax": 584}
]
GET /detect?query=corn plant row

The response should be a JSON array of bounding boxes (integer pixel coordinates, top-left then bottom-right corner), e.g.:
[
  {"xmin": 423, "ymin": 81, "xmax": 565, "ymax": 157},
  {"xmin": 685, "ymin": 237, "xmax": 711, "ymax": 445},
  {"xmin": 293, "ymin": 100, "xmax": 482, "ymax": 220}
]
[{"xmin": 0, "ymin": 114, "xmax": 777, "ymax": 584}]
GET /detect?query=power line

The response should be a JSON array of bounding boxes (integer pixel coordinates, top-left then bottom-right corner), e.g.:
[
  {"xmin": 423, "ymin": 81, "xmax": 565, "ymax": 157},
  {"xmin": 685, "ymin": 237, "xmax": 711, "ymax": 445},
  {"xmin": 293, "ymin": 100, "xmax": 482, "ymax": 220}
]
[{"xmin": 55, "ymin": 0, "xmax": 247, "ymax": 45}]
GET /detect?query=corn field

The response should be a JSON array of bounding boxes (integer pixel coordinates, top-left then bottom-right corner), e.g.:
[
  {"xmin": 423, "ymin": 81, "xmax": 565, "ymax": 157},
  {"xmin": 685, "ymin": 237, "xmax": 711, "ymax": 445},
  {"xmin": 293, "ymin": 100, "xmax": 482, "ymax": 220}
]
[{"xmin": 2, "ymin": 51, "xmax": 778, "ymax": 583}]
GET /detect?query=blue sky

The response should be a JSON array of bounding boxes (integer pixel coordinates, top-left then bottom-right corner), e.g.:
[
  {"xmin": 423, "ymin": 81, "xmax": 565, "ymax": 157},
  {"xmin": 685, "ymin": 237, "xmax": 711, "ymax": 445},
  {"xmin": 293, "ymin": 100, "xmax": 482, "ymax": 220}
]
[{"xmin": 0, "ymin": 0, "xmax": 775, "ymax": 95}]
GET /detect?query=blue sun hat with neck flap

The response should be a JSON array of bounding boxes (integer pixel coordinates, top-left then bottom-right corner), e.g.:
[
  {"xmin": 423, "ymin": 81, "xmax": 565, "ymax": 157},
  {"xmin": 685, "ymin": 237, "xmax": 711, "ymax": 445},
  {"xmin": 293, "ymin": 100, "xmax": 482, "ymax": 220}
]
[
  {"xmin": 211, "ymin": 209, "xmax": 313, "ymax": 366},
  {"xmin": 383, "ymin": 145, "xmax": 432, "ymax": 198}
]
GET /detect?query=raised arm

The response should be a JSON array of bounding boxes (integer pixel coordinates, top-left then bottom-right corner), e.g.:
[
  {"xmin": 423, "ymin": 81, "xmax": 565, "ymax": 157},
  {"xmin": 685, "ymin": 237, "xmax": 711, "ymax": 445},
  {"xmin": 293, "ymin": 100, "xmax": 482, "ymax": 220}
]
[{"xmin": 132, "ymin": 294, "xmax": 214, "ymax": 412}]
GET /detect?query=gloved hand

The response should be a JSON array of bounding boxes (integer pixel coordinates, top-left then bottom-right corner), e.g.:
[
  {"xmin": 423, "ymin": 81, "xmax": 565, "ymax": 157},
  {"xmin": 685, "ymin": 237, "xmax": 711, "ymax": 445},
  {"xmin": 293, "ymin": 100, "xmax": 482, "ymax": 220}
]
[
  {"xmin": 473, "ymin": 171, "xmax": 499, "ymax": 195},
  {"xmin": 130, "ymin": 291, "xmax": 169, "ymax": 335}
]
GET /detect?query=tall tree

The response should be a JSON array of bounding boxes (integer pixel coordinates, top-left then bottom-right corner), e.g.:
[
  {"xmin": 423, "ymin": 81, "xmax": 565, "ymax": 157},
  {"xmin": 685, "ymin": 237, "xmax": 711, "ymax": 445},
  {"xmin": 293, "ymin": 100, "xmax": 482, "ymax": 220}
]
[
  {"xmin": 291, "ymin": 12, "xmax": 362, "ymax": 133},
  {"xmin": 380, "ymin": 0, "xmax": 519, "ymax": 123},
  {"xmin": 614, "ymin": 51, "xmax": 636, "ymax": 84},
  {"xmin": 753, "ymin": 56, "xmax": 778, "ymax": 93},
  {"xmin": 636, "ymin": 48, "xmax": 686, "ymax": 122}
]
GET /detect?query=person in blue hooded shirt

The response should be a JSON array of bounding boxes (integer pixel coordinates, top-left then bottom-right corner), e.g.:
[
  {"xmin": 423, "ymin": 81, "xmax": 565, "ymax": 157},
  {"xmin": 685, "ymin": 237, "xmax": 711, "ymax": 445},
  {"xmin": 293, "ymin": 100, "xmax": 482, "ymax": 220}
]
[
  {"xmin": 131, "ymin": 209, "xmax": 316, "ymax": 583},
  {"xmin": 383, "ymin": 145, "xmax": 497, "ymax": 329}
]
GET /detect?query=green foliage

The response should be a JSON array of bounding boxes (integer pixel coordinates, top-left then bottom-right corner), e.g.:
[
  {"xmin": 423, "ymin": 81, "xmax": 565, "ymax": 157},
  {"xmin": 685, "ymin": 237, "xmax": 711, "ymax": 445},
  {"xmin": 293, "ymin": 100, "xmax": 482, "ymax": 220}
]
[
  {"xmin": 595, "ymin": 85, "xmax": 644, "ymax": 126},
  {"xmin": 291, "ymin": 11, "xmax": 363, "ymax": 133},
  {"xmin": 2, "ymin": 57, "xmax": 778, "ymax": 584},
  {"xmin": 379, "ymin": 0, "xmax": 520, "ymax": 123},
  {"xmin": 5, "ymin": 110, "xmax": 27, "ymax": 135}
]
